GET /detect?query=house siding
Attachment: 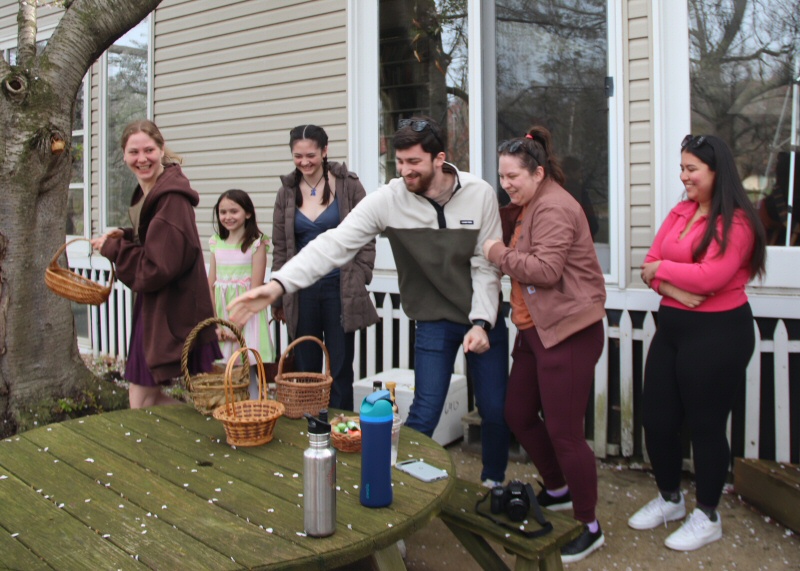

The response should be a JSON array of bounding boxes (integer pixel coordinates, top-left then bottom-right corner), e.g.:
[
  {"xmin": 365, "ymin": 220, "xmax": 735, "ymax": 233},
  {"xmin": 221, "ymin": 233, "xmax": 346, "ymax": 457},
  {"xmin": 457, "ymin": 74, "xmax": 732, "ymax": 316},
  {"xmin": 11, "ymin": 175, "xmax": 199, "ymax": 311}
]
[
  {"xmin": 626, "ymin": 0, "xmax": 654, "ymax": 283},
  {"xmin": 0, "ymin": 3, "xmax": 62, "ymax": 42},
  {"xmin": 153, "ymin": 0, "xmax": 349, "ymax": 253}
]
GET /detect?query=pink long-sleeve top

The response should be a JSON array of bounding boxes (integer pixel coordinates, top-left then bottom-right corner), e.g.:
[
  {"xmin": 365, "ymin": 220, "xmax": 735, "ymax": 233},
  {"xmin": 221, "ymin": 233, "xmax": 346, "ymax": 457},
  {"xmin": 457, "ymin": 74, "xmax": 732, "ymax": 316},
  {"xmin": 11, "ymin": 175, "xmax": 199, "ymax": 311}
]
[{"xmin": 646, "ymin": 200, "xmax": 755, "ymax": 312}]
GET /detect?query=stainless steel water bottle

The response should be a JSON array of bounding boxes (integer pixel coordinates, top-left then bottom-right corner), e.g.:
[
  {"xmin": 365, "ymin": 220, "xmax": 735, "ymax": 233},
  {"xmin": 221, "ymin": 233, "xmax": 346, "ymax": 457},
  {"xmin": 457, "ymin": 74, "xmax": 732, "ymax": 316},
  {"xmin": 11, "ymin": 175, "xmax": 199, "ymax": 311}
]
[{"xmin": 304, "ymin": 413, "xmax": 336, "ymax": 537}]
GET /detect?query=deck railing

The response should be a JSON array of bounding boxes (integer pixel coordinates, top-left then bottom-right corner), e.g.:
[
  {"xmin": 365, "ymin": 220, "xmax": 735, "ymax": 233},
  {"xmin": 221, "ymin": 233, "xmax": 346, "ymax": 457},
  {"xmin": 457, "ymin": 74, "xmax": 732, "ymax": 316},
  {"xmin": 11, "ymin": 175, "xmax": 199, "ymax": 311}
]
[{"xmin": 69, "ymin": 259, "xmax": 799, "ymax": 466}]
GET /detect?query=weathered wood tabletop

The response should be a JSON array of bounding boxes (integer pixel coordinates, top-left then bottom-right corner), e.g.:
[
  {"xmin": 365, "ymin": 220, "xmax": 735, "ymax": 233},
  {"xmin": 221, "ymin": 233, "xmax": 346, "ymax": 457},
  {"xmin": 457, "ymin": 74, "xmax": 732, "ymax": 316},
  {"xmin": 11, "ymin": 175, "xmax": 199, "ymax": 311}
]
[{"xmin": 0, "ymin": 405, "xmax": 455, "ymax": 570}]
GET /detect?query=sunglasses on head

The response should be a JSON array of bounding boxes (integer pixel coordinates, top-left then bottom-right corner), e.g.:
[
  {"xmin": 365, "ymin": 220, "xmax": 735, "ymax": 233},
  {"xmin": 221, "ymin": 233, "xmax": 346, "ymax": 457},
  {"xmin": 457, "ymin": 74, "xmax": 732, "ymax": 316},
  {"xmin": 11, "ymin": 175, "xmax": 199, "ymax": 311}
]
[
  {"xmin": 681, "ymin": 134, "xmax": 707, "ymax": 150},
  {"xmin": 398, "ymin": 118, "xmax": 445, "ymax": 149},
  {"xmin": 497, "ymin": 139, "xmax": 539, "ymax": 164}
]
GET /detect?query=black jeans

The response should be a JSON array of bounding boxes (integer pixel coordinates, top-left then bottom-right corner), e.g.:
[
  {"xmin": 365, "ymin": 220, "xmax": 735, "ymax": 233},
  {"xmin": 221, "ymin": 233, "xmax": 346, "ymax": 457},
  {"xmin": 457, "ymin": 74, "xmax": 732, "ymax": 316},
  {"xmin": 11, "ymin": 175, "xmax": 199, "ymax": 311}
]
[
  {"xmin": 643, "ymin": 303, "xmax": 754, "ymax": 508},
  {"xmin": 294, "ymin": 275, "xmax": 356, "ymax": 411}
]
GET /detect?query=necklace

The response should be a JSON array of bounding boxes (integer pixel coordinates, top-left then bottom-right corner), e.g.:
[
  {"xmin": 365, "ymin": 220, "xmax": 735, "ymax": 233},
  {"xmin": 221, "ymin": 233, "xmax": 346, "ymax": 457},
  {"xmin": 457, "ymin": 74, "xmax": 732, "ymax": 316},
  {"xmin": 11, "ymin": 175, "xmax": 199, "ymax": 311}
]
[{"xmin": 303, "ymin": 173, "xmax": 325, "ymax": 197}]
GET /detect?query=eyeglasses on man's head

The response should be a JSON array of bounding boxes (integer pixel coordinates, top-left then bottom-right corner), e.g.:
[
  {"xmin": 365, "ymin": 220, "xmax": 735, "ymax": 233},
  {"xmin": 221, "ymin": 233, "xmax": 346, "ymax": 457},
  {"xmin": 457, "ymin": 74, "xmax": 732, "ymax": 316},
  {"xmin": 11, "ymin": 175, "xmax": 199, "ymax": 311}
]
[{"xmin": 397, "ymin": 118, "xmax": 445, "ymax": 149}]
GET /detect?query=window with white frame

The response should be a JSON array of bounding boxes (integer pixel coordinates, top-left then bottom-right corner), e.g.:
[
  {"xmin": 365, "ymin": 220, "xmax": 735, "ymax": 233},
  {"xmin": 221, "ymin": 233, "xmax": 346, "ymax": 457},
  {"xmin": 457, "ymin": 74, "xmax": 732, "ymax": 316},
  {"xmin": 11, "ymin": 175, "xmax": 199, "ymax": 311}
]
[
  {"xmin": 687, "ymin": 0, "xmax": 799, "ymax": 248},
  {"xmin": 103, "ymin": 16, "xmax": 151, "ymax": 230},
  {"xmin": 352, "ymin": 1, "xmax": 623, "ymax": 280},
  {"xmin": 67, "ymin": 79, "xmax": 89, "ymax": 237},
  {"xmin": 658, "ymin": 0, "xmax": 800, "ymax": 288}
]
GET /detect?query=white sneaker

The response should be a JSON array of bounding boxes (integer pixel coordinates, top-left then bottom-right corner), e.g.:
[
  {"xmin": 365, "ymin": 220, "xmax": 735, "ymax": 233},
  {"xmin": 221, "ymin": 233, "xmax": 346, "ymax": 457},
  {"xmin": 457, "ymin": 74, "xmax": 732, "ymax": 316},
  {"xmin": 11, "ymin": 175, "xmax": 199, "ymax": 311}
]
[
  {"xmin": 664, "ymin": 508, "xmax": 722, "ymax": 551},
  {"xmin": 481, "ymin": 479, "xmax": 503, "ymax": 489},
  {"xmin": 628, "ymin": 493, "xmax": 686, "ymax": 530}
]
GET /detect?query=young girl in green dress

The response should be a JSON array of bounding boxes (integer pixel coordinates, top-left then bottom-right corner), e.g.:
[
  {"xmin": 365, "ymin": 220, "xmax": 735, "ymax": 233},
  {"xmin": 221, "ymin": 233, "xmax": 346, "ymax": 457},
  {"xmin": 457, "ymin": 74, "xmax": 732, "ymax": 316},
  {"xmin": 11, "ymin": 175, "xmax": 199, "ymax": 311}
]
[{"xmin": 208, "ymin": 189, "xmax": 275, "ymax": 397}]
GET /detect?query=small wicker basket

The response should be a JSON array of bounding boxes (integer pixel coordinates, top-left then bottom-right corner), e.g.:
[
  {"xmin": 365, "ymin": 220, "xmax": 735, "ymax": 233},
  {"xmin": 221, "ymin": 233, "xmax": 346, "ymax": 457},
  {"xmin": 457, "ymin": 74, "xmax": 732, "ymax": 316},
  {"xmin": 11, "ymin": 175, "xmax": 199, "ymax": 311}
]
[
  {"xmin": 275, "ymin": 335, "xmax": 333, "ymax": 419},
  {"xmin": 213, "ymin": 347, "xmax": 285, "ymax": 447},
  {"xmin": 45, "ymin": 238, "xmax": 115, "ymax": 305},
  {"xmin": 330, "ymin": 414, "xmax": 362, "ymax": 453},
  {"xmin": 182, "ymin": 317, "xmax": 249, "ymax": 415}
]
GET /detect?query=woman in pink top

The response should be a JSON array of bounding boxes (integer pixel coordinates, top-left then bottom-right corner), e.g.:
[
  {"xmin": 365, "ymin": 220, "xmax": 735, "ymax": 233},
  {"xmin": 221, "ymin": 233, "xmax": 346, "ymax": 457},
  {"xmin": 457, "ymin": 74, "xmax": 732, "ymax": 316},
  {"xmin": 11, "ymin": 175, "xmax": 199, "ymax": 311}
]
[{"xmin": 629, "ymin": 135, "xmax": 766, "ymax": 552}]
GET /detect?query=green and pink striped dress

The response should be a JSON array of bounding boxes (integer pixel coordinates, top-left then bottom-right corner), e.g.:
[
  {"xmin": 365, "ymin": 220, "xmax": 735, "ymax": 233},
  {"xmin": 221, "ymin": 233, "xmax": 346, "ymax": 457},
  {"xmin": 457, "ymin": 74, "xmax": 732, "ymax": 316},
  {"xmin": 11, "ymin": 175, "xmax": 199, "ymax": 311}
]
[{"xmin": 209, "ymin": 234, "xmax": 275, "ymax": 364}]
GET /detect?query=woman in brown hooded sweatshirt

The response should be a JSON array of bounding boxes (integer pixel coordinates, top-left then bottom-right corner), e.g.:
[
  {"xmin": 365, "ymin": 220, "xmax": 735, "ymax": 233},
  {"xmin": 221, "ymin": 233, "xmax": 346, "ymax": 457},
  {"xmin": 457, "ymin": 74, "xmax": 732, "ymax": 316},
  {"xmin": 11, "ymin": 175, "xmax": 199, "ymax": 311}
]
[{"xmin": 92, "ymin": 120, "xmax": 220, "ymax": 408}]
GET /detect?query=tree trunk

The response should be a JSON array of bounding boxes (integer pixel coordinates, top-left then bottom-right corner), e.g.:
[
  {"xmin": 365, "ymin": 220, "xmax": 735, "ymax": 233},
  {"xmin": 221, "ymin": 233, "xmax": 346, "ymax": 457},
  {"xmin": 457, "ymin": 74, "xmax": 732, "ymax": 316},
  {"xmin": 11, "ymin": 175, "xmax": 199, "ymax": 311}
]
[{"xmin": 0, "ymin": 0, "xmax": 163, "ymax": 435}]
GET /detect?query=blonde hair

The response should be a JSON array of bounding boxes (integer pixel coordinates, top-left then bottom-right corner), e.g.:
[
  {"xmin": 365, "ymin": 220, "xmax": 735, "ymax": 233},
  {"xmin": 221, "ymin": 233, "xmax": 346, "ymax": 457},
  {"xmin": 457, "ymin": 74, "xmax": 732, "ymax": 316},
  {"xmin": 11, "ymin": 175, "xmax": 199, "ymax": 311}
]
[{"xmin": 120, "ymin": 120, "xmax": 182, "ymax": 165}]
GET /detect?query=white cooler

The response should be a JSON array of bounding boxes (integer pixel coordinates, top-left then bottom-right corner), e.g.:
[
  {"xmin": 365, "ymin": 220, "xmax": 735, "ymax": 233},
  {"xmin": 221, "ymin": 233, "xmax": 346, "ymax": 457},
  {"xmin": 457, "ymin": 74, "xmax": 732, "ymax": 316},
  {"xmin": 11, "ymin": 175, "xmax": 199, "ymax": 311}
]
[{"xmin": 353, "ymin": 368, "xmax": 468, "ymax": 446}]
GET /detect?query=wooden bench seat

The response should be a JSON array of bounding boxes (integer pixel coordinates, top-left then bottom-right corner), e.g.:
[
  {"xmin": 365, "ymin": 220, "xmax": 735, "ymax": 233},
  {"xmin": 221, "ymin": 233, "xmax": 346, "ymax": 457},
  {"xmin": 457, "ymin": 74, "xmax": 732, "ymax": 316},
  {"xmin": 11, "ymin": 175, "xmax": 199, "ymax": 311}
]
[{"xmin": 440, "ymin": 478, "xmax": 582, "ymax": 571}]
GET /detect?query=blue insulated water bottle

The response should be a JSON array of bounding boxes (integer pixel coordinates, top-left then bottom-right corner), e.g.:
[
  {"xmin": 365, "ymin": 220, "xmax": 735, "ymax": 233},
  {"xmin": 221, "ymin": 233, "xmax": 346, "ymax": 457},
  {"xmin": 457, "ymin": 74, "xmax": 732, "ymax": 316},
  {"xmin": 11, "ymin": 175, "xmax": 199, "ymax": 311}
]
[{"xmin": 360, "ymin": 390, "xmax": 394, "ymax": 507}]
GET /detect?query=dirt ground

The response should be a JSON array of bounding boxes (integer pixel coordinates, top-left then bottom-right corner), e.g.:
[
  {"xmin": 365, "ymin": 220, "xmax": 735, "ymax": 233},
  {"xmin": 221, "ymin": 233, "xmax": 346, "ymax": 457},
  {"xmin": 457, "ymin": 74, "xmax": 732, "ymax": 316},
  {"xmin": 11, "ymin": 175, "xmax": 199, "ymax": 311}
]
[{"xmin": 393, "ymin": 442, "xmax": 799, "ymax": 571}]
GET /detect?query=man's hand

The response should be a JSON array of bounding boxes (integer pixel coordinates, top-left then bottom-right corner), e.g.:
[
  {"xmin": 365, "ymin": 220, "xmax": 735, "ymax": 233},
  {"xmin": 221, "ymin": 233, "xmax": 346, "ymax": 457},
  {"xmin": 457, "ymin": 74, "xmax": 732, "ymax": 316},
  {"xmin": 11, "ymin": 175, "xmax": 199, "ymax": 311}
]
[
  {"xmin": 228, "ymin": 281, "xmax": 284, "ymax": 327},
  {"xmin": 463, "ymin": 326, "xmax": 490, "ymax": 354},
  {"xmin": 272, "ymin": 307, "xmax": 285, "ymax": 323}
]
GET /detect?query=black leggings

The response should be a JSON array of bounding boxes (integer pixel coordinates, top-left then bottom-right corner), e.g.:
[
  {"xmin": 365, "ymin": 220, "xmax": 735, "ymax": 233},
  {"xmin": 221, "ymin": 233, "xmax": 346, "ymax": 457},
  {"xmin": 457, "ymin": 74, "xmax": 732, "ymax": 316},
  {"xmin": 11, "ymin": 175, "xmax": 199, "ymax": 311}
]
[{"xmin": 643, "ymin": 303, "xmax": 754, "ymax": 508}]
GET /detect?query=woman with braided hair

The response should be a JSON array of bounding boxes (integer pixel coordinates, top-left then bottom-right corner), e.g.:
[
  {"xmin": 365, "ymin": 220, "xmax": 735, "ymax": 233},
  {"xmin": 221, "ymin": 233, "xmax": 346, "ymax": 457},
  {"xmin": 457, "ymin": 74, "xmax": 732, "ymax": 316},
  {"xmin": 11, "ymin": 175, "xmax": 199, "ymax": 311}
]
[
  {"xmin": 483, "ymin": 125, "xmax": 607, "ymax": 563},
  {"xmin": 271, "ymin": 125, "xmax": 379, "ymax": 411}
]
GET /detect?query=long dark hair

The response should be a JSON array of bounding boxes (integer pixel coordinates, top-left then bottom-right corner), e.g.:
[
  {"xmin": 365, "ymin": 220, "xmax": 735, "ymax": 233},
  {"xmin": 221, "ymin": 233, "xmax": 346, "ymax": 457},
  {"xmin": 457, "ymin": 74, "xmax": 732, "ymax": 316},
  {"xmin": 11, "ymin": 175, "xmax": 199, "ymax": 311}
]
[
  {"xmin": 682, "ymin": 135, "xmax": 766, "ymax": 279},
  {"xmin": 497, "ymin": 125, "xmax": 566, "ymax": 185},
  {"xmin": 289, "ymin": 124, "xmax": 332, "ymax": 208},
  {"xmin": 212, "ymin": 189, "xmax": 261, "ymax": 253}
]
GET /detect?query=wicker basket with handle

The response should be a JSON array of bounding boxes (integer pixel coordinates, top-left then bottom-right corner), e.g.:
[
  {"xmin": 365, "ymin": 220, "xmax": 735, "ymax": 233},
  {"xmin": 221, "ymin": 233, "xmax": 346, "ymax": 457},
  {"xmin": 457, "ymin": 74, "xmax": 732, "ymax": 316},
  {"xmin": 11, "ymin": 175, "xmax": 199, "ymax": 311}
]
[
  {"xmin": 330, "ymin": 414, "xmax": 362, "ymax": 453},
  {"xmin": 213, "ymin": 347, "xmax": 285, "ymax": 447},
  {"xmin": 44, "ymin": 238, "xmax": 115, "ymax": 305},
  {"xmin": 275, "ymin": 335, "xmax": 332, "ymax": 419},
  {"xmin": 182, "ymin": 317, "xmax": 249, "ymax": 415}
]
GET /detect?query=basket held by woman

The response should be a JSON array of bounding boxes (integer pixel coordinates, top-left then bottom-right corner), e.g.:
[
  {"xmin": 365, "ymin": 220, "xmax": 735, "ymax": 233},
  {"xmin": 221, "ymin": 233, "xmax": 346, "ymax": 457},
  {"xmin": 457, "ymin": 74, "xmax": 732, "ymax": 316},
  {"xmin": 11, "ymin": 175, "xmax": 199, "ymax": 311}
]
[
  {"xmin": 45, "ymin": 238, "xmax": 115, "ymax": 305},
  {"xmin": 182, "ymin": 317, "xmax": 249, "ymax": 415},
  {"xmin": 213, "ymin": 347, "xmax": 284, "ymax": 447},
  {"xmin": 275, "ymin": 335, "xmax": 332, "ymax": 419}
]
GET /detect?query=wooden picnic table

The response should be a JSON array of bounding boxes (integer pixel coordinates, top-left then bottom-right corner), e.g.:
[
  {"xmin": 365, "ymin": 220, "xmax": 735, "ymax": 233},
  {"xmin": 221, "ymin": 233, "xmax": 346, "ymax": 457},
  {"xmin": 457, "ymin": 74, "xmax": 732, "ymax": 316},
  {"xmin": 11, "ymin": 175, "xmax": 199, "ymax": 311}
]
[{"xmin": 0, "ymin": 405, "xmax": 455, "ymax": 570}]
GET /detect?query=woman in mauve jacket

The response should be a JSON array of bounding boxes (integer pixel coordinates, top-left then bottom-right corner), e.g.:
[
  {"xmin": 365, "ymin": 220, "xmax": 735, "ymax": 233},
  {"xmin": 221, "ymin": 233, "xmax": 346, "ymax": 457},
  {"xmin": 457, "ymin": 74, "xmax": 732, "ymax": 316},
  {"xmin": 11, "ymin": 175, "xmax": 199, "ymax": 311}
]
[{"xmin": 483, "ymin": 125, "xmax": 607, "ymax": 564}]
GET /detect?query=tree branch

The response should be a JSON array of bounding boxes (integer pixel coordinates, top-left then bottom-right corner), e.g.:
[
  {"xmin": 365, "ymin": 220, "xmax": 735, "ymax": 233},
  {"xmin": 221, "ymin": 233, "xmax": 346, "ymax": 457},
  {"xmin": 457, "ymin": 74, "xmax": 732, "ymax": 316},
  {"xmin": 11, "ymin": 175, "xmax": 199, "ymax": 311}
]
[
  {"xmin": 446, "ymin": 85, "xmax": 468, "ymax": 104},
  {"xmin": 41, "ymin": 0, "xmax": 162, "ymax": 103},
  {"xmin": 16, "ymin": 0, "xmax": 37, "ymax": 68}
]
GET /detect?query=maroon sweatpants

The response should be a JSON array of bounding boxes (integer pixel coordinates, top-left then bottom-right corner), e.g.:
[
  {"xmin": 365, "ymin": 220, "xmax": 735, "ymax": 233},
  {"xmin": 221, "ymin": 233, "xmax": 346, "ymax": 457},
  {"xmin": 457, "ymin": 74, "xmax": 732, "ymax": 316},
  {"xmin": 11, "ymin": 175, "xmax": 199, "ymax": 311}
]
[{"xmin": 505, "ymin": 321, "xmax": 604, "ymax": 523}]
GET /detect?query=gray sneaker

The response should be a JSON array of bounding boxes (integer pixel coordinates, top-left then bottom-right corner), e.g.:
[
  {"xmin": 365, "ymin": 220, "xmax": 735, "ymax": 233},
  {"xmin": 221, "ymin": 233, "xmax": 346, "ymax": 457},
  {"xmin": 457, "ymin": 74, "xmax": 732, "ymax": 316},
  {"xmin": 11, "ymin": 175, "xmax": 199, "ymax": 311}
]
[{"xmin": 627, "ymin": 493, "xmax": 686, "ymax": 530}]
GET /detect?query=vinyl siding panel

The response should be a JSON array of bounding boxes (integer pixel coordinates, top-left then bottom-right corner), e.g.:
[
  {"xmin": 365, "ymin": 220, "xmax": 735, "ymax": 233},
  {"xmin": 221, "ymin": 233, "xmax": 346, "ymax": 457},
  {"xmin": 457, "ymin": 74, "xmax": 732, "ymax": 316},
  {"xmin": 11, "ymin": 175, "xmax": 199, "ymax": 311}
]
[
  {"xmin": 0, "ymin": 3, "xmax": 62, "ymax": 43},
  {"xmin": 625, "ymin": 1, "xmax": 654, "ymax": 287},
  {"xmin": 153, "ymin": 0, "xmax": 349, "ymax": 257}
]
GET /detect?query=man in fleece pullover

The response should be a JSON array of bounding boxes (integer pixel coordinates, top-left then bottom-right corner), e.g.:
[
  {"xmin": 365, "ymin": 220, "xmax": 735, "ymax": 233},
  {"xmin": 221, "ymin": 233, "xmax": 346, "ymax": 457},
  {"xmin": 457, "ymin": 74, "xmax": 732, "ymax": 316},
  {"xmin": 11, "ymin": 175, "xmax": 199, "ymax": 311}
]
[{"xmin": 230, "ymin": 117, "xmax": 510, "ymax": 486}]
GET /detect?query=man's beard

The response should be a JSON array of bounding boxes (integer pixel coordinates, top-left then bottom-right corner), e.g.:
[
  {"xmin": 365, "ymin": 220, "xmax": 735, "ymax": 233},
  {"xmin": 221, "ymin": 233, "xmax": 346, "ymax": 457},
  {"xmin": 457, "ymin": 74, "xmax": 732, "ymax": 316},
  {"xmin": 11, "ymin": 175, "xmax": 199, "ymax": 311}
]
[{"xmin": 404, "ymin": 169, "xmax": 435, "ymax": 194}]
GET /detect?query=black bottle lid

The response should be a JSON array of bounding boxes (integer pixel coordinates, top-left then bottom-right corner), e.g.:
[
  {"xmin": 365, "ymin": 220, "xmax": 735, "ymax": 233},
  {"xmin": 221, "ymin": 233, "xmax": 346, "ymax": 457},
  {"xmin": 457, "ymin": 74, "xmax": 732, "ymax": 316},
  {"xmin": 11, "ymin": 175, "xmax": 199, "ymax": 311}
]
[{"xmin": 305, "ymin": 413, "xmax": 332, "ymax": 434}]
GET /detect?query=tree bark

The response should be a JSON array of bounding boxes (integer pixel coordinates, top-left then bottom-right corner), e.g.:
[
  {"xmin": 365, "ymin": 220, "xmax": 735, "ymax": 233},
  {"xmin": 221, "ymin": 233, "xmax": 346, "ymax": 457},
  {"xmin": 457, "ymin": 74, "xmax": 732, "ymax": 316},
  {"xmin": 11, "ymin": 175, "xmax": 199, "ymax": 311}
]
[{"xmin": 0, "ymin": 0, "xmax": 163, "ymax": 435}]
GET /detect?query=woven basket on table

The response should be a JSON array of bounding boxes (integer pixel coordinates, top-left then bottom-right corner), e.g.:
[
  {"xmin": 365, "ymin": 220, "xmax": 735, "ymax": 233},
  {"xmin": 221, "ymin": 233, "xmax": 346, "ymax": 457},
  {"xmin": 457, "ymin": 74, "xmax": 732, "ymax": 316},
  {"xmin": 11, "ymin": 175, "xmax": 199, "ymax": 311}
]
[
  {"xmin": 330, "ymin": 414, "xmax": 361, "ymax": 453},
  {"xmin": 213, "ymin": 347, "xmax": 285, "ymax": 447},
  {"xmin": 182, "ymin": 317, "xmax": 249, "ymax": 415},
  {"xmin": 275, "ymin": 335, "xmax": 332, "ymax": 419},
  {"xmin": 44, "ymin": 238, "xmax": 115, "ymax": 305}
]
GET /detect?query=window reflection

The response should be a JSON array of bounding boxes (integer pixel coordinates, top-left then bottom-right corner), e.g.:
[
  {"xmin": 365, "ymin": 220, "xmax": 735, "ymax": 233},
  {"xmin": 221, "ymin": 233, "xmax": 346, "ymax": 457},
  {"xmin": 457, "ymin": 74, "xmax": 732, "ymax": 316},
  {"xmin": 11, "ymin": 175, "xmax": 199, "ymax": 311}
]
[
  {"xmin": 105, "ymin": 18, "xmax": 149, "ymax": 229},
  {"xmin": 495, "ymin": 0, "xmax": 609, "ymax": 271},
  {"xmin": 379, "ymin": 0, "xmax": 469, "ymax": 182},
  {"xmin": 687, "ymin": 0, "xmax": 800, "ymax": 247}
]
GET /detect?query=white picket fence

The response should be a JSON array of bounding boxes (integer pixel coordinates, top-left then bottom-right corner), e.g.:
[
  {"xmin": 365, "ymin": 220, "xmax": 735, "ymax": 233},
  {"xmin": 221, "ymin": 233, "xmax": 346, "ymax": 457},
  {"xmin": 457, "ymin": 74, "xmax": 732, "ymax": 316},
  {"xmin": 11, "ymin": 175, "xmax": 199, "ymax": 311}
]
[{"xmin": 69, "ymin": 256, "xmax": 799, "ymax": 465}]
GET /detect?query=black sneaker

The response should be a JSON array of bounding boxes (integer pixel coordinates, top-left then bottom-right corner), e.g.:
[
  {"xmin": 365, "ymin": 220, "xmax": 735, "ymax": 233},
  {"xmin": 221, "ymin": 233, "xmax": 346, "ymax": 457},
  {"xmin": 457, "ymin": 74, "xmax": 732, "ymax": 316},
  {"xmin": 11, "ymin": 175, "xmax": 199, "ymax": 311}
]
[
  {"xmin": 536, "ymin": 486, "xmax": 573, "ymax": 511},
  {"xmin": 561, "ymin": 524, "xmax": 604, "ymax": 563}
]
